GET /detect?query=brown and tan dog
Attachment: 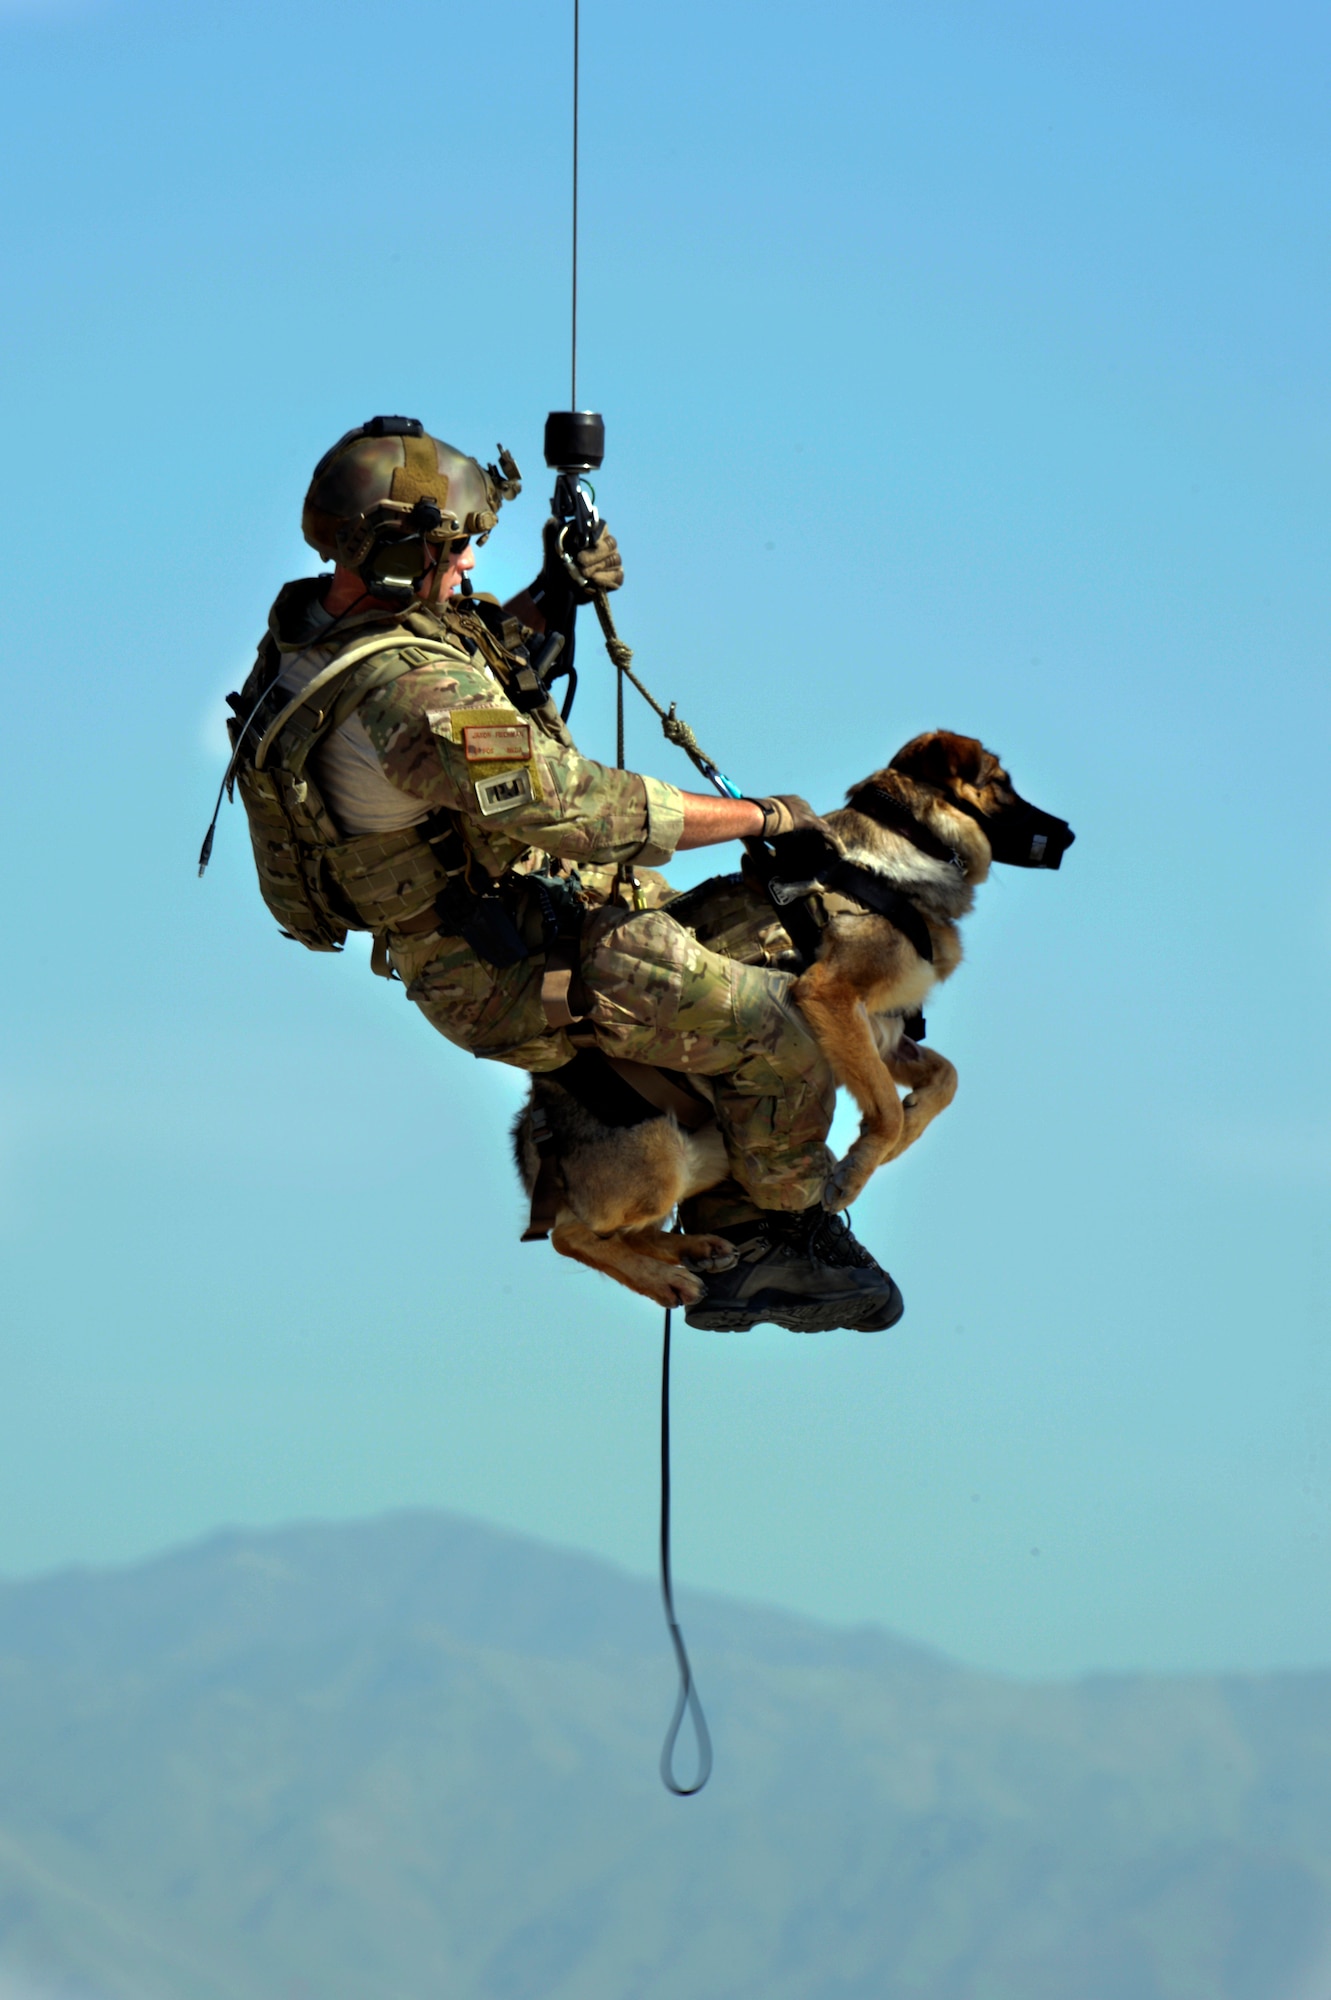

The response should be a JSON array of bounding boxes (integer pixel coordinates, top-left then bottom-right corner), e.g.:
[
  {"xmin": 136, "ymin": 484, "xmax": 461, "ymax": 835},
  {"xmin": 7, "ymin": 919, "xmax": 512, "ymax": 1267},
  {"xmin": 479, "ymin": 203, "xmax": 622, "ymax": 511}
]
[{"xmin": 513, "ymin": 731, "xmax": 1073, "ymax": 1307}]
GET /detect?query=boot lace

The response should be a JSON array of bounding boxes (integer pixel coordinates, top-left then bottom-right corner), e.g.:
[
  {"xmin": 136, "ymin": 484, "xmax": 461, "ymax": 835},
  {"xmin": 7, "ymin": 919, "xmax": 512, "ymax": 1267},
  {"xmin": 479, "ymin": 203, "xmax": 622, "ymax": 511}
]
[{"xmin": 764, "ymin": 1207, "xmax": 881, "ymax": 1271}]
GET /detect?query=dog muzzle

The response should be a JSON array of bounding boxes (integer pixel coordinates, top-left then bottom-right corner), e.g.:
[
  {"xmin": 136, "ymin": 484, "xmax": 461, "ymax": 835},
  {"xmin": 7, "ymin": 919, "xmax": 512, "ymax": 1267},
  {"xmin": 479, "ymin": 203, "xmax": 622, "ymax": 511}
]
[
  {"xmin": 986, "ymin": 800, "xmax": 1075, "ymax": 869},
  {"xmin": 953, "ymin": 794, "xmax": 1076, "ymax": 869}
]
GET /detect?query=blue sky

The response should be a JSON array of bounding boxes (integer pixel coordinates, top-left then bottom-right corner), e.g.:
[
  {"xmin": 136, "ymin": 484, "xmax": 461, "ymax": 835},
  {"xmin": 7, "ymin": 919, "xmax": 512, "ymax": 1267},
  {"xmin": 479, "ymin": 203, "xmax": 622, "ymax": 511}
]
[{"xmin": 0, "ymin": 0, "xmax": 1328, "ymax": 1679}]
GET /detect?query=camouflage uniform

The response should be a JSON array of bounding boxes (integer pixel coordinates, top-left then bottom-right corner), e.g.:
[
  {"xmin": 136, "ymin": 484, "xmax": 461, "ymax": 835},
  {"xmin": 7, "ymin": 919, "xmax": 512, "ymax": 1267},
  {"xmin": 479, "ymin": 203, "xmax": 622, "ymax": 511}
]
[{"xmin": 268, "ymin": 587, "xmax": 834, "ymax": 1211}]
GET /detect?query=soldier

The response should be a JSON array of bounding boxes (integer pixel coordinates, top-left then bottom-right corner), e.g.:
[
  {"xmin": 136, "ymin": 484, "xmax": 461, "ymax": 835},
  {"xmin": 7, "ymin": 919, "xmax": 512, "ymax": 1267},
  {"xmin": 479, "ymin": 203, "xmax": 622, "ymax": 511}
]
[{"xmin": 225, "ymin": 417, "xmax": 902, "ymax": 1333}]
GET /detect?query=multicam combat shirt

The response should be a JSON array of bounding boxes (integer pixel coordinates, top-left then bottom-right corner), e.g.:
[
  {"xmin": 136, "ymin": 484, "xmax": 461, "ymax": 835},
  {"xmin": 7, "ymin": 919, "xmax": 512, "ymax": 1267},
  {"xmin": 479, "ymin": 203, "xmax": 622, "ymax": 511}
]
[{"xmin": 264, "ymin": 580, "xmax": 685, "ymax": 877}]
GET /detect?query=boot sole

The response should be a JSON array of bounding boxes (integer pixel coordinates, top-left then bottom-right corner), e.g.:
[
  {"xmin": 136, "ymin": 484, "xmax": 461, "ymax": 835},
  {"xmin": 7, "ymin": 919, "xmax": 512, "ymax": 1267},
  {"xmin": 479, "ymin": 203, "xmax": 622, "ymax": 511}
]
[{"xmin": 685, "ymin": 1281, "xmax": 904, "ymax": 1336}]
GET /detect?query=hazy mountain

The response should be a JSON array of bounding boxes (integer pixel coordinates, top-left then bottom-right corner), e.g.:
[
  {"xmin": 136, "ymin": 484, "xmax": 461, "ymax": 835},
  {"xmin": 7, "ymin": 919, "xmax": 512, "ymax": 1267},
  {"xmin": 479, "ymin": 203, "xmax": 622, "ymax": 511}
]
[{"xmin": 0, "ymin": 1511, "xmax": 1328, "ymax": 2000}]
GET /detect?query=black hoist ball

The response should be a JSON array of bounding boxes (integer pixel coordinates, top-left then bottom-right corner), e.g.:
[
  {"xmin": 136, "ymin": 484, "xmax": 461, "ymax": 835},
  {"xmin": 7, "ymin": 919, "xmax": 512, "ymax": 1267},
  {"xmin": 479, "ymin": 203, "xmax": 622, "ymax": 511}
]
[{"xmin": 544, "ymin": 409, "xmax": 605, "ymax": 473}]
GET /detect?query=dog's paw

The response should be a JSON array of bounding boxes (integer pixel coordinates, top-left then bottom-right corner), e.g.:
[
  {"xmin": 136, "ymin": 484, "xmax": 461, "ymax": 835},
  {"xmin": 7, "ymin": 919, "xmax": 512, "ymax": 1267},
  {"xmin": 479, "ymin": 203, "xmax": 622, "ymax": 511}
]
[
  {"xmin": 678, "ymin": 1233, "xmax": 738, "ymax": 1274},
  {"xmin": 823, "ymin": 1155, "xmax": 868, "ymax": 1210},
  {"xmin": 659, "ymin": 1266, "xmax": 707, "ymax": 1308}
]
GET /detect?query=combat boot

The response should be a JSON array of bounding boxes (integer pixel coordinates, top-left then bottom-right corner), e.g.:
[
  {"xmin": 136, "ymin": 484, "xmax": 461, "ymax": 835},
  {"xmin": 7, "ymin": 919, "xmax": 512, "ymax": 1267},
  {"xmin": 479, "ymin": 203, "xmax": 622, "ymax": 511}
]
[{"xmin": 683, "ymin": 1205, "xmax": 904, "ymax": 1335}]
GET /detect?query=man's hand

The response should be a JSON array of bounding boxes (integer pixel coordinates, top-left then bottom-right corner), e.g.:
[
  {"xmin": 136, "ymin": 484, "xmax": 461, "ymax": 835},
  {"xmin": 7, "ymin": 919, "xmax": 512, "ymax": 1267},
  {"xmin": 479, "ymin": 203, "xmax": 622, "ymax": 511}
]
[
  {"xmin": 511, "ymin": 520, "xmax": 626, "ymax": 632},
  {"xmin": 541, "ymin": 519, "xmax": 624, "ymax": 605},
  {"xmin": 746, "ymin": 796, "xmax": 841, "ymax": 879},
  {"xmin": 572, "ymin": 524, "xmax": 623, "ymax": 598},
  {"xmin": 746, "ymin": 795, "xmax": 830, "ymax": 841}
]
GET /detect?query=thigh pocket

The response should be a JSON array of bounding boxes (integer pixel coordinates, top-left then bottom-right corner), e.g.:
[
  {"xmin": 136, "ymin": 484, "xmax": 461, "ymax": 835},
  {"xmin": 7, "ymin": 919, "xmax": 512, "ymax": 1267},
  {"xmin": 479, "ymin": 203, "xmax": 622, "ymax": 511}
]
[{"xmin": 406, "ymin": 941, "xmax": 500, "ymax": 1043}]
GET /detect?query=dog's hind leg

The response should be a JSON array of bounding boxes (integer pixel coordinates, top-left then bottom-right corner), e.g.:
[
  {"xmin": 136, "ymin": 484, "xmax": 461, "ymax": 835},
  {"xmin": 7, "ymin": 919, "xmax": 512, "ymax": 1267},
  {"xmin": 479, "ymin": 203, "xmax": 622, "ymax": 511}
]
[
  {"xmin": 551, "ymin": 1117, "xmax": 734, "ymax": 1306},
  {"xmin": 550, "ymin": 1216, "xmax": 712, "ymax": 1308},
  {"xmin": 559, "ymin": 1117, "xmax": 736, "ymax": 1297},
  {"xmin": 793, "ymin": 961, "xmax": 905, "ymax": 1209},
  {"xmin": 621, "ymin": 1124, "xmax": 736, "ymax": 1271},
  {"xmin": 618, "ymin": 1226, "xmax": 737, "ymax": 1273}
]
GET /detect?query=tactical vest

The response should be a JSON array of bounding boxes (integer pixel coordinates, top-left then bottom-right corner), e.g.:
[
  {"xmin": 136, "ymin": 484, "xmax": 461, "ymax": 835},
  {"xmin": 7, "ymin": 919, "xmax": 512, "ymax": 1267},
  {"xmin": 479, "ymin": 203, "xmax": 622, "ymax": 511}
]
[{"xmin": 231, "ymin": 623, "xmax": 476, "ymax": 953}]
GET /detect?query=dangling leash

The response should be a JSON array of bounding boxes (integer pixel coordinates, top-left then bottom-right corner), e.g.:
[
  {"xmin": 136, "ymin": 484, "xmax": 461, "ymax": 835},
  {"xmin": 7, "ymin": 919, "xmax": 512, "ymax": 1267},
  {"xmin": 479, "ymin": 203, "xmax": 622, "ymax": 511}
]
[
  {"xmin": 540, "ymin": 538, "xmax": 727, "ymax": 1791},
  {"xmin": 584, "ymin": 583, "xmax": 731, "ymax": 1794},
  {"xmin": 658, "ymin": 1307, "xmax": 712, "ymax": 1795}
]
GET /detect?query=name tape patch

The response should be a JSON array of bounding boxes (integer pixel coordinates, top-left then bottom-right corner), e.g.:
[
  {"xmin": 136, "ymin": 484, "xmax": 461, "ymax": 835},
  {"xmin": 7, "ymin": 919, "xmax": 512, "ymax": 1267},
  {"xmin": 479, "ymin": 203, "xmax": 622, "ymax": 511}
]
[{"xmin": 462, "ymin": 721, "xmax": 531, "ymax": 763}]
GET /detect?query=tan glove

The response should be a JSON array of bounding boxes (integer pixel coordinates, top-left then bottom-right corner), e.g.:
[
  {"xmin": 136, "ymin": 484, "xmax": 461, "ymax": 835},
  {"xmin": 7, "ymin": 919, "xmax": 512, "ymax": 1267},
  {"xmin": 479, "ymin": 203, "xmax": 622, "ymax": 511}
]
[
  {"xmin": 575, "ymin": 525, "xmax": 623, "ymax": 597},
  {"xmin": 539, "ymin": 519, "xmax": 624, "ymax": 606},
  {"xmin": 745, "ymin": 796, "xmax": 841, "ymax": 881},
  {"xmin": 747, "ymin": 795, "xmax": 831, "ymax": 841}
]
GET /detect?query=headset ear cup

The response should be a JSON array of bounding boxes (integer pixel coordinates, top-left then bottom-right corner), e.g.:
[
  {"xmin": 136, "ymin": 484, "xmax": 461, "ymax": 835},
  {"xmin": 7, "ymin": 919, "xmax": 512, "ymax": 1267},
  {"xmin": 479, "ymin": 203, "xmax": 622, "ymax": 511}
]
[{"xmin": 362, "ymin": 533, "xmax": 431, "ymax": 601}]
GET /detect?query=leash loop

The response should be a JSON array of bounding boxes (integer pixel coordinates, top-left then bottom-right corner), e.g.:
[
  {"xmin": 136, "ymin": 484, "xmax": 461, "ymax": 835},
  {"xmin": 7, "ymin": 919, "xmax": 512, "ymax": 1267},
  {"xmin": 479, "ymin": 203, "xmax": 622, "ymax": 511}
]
[{"xmin": 658, "ymin": 1308, "xmax": 713, "ymax": 1796}]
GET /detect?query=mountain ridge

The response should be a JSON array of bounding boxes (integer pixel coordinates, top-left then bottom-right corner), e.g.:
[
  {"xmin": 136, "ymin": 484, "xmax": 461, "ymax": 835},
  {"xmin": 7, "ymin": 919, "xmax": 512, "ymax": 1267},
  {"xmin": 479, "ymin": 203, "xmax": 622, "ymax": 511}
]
[{"xmin": 0, "ymin": 1509, "xmax": 1327, "ymax": 2000}]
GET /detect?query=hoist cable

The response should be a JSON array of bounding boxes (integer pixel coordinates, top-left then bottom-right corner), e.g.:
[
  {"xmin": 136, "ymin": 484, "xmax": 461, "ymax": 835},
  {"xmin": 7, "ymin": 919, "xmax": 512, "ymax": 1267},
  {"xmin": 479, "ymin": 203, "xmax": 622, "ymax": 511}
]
[
  {"xmin": 571, "ymin": 0, "xmax": 580, "ymax": 410},
  {"xmin": 658, "ymin": 1308, "xmax": 714, "ymax": 1796},
  {"xmin": 564, "ymin": 0, "xmax": 711, "ymax": 1796}
]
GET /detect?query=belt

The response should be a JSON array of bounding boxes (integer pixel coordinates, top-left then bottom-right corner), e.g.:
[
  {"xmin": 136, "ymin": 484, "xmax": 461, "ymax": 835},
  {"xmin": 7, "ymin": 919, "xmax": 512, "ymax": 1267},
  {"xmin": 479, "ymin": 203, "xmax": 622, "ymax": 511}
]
[{"xmin": 388, "ymin": 873, "xmax": 591, "ymax": 1023}]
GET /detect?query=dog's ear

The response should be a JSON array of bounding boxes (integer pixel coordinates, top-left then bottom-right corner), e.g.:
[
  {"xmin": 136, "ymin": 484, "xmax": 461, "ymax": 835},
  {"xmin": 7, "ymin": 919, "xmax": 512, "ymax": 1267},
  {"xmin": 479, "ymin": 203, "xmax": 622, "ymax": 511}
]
[{"xmin": 889, "ymin": 731, "xmax": 991, "ymax": 792}]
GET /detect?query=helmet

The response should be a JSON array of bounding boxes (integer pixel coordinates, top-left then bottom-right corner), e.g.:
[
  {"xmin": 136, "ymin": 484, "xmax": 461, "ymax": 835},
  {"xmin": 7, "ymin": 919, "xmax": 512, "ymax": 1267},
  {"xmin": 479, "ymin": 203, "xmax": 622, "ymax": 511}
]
[{"xmin": 301, "ymin": 416, "xmax": 522, "ymax": 595}]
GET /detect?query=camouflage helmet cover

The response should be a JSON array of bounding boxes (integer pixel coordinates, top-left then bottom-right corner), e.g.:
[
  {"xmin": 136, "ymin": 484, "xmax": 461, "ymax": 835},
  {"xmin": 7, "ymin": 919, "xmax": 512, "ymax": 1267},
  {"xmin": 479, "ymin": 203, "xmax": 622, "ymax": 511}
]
[{"xmin": 301, "ymin": 418, "xmax": 522, "ymax": 566}]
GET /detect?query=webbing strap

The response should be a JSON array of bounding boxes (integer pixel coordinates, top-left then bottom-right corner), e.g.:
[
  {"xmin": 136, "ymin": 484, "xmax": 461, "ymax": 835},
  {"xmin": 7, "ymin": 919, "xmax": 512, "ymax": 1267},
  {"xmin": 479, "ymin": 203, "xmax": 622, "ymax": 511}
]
[
  {"xmin": 540, "ymin": 939, "xmax": 585, "ymax": 1029},
  {"xmin": 762, "ymin": 860, "xmax": 936, "ymax": 968},
  {"xmin": 253, "ymin": 634, "xmax": 457, "ymax": 771},
  {"xmin": 521, "ymin": 1104, "xmax": 564, "ymax": 1242},
  {"xmin": 601, "ymin": 1059, "xmax": 711, "ymax": 1131},
  {"xmin": 823, "ymin": 861, "xmax": 935, "ymax": 964}
]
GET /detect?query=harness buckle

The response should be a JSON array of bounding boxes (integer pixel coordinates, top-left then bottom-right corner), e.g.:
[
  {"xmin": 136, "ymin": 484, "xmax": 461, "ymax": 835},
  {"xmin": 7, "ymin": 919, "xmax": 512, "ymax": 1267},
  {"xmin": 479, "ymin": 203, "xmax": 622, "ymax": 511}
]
[{"xmin": 767, "ymin": 876, "xmax": 823, "ymax": 907}]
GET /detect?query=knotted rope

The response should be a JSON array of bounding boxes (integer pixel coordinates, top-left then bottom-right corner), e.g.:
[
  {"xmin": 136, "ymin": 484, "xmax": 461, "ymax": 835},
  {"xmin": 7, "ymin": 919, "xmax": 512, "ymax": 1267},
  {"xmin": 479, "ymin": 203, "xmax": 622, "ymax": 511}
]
[{"xmin": 591, "ymin": 590, "xmax": 739, "ymax": 800}]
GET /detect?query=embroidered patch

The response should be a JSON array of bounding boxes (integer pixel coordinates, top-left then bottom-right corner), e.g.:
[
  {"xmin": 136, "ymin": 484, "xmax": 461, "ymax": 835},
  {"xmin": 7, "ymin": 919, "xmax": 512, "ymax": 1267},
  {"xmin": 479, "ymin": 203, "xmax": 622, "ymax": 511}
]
[
  {"xmin": 462, "ymin": 721, "xmax": 532, "ymax": 763},
  {"xmin": 475, "ymin": 767, "xmax": 536, "ymax": 817},
  {"xmin": 446, "ymin": 706, "xmax": 544, "ymax": 808}
]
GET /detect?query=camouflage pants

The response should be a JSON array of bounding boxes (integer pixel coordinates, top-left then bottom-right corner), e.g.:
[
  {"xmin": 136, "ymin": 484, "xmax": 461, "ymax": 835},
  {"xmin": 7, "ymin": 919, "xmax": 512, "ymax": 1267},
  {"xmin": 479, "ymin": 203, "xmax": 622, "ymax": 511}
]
[{"xmin": 389, "ymin": 904, "xmax": 834, "ymax": 1211}]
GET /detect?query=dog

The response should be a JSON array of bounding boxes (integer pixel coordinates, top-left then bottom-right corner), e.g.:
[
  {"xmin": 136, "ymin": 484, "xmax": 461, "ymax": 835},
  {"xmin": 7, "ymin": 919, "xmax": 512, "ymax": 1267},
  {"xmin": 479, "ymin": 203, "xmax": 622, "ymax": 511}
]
[{"xmin": 512, "ymin": 731, "xmax": 1074, "ymax": 1307}]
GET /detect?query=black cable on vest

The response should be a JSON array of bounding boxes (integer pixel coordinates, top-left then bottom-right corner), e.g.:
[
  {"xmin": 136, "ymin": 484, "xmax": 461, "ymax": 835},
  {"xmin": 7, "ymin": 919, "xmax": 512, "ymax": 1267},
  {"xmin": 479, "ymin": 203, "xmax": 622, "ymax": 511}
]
[
  {"xmin": 616, "ymin": 644, "xmax": 625, "ymax": 769},
  {"xmin": 658, "ymin": 1308, "xmax": 713, "ymax": 1795},
  {"xmin": 196, "ymin": 590, "xmax": 372, "ymax": 878}
]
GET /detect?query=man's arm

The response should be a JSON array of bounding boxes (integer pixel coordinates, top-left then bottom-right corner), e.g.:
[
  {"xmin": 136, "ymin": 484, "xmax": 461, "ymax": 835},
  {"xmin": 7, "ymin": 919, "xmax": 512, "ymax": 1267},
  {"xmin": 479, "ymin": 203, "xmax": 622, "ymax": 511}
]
[
  {"xmin": 357, "ymin": 649, "xmax": 824, "ymax": 873},
  {"xmin": 503, "ymin": 535, "xmax": 818, "ymax": 855},
  {"xmin": 504, "ymin": 585, "xmax": 545, "ymax": 632},
  {"xmin": 504, "ymin": 522, "xmax": 624, "ymax": 635},
  {"xmin": 677, "ymin": 793, "xmax": 764, "ymax": 849}
]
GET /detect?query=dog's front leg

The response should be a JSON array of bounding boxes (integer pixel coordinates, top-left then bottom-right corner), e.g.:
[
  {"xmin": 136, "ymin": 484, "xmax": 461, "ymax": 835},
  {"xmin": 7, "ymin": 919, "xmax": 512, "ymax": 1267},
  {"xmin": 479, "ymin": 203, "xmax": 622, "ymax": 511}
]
[
  {"xmin": 792, "ymin": 961, "xmax": 904, "ymax": 1209},
  {"xmin": 881, "ymin": 1042, "xmax": 959, "ymax": 1161}
]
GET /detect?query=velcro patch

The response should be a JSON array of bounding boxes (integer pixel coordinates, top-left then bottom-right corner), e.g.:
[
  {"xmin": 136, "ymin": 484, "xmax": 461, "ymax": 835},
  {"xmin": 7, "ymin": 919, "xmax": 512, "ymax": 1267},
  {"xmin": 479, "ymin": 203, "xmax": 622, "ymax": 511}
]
[{"xmin": 462, "ymin": 721, "xmax": 531, "ymax": 763}]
